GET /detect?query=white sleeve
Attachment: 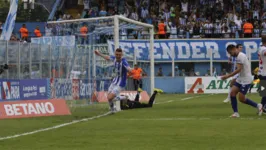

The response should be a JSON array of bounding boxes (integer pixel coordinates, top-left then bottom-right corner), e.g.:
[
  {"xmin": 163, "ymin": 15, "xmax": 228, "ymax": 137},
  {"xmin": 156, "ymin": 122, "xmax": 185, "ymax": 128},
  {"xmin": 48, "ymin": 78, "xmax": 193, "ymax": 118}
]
[
  {"xmin": 236, "ymin": 53, "xmax": 245, "ymax": 64},
  {"xmin": 260, "ymin": 48, "xmax": 266, "ymax": 56}
]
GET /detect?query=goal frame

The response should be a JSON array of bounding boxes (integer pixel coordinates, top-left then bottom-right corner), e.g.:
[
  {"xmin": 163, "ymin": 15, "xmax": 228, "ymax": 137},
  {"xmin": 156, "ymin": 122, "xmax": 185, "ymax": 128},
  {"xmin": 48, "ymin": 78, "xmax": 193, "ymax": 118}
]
[{"xmin": 47, "ymin": 15, "xmax": 155, "ymax": 94}]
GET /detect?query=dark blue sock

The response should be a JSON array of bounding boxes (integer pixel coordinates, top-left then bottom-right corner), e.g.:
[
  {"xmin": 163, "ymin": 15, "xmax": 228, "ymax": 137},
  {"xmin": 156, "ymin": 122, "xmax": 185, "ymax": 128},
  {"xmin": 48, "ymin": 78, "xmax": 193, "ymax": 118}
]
[
  {"xmin": 260, "ymin": 97, "xmax": 266, "ymax": 107},
  {"xmin": 230, "ymin": 96, "xmax": 238, "ymax": 112},
  {"xmin": 245, "ymin": 98, "xmax": 258, "ymax": 108}
]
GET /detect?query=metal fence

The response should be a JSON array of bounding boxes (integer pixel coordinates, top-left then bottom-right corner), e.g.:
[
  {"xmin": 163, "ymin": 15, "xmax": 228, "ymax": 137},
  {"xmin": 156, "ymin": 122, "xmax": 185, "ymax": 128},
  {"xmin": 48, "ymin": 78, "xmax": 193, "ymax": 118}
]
[{"xmin": 0, "ymin": 40, "xmax": 93, "ymax": 79}]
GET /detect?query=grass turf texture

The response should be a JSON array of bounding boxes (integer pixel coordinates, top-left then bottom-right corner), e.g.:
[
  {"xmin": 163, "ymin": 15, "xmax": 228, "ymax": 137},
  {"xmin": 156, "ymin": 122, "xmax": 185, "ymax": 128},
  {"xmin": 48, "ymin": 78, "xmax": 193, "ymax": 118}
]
[{"xmin": 0, "ymin": 93, "xmax": 266, "ymax": 150}]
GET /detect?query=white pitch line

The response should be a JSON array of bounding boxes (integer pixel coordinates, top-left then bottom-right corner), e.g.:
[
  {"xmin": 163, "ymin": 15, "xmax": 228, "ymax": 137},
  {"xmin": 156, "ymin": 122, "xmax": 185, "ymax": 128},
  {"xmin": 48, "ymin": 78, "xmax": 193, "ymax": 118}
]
[
  {"xmin": 155, "ymin": 95, "xmax": 207, "ymax": 105},
  {"xmin": 0, "ymin": 111, "xmax": 112, "ymax": 141},
  {"xmin": 0, "ymin": 94, "xmax": 217, "ymax": 141}
]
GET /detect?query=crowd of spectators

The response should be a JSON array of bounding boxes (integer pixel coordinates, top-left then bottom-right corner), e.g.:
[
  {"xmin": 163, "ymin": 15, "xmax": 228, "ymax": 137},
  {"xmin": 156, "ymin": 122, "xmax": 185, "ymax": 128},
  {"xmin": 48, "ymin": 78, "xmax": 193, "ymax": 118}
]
[{"xmin": 74, "ymin": 0, "xmax": 266, "ymax": 39}]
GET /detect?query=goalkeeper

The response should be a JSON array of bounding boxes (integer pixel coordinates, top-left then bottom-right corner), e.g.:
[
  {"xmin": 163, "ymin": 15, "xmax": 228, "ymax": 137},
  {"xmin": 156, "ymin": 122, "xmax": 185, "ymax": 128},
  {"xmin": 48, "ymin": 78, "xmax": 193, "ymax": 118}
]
[{"xmin": 120, "ymin": 88, "xmax": 163, "ymax": 110}]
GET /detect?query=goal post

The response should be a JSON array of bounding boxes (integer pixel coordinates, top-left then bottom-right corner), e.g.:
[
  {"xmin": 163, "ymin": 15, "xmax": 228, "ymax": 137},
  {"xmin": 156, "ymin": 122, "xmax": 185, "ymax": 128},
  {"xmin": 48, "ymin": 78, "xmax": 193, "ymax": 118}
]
[{"xmin": 47, "ymin": 15, "xmax": 155, "ymax": 104}]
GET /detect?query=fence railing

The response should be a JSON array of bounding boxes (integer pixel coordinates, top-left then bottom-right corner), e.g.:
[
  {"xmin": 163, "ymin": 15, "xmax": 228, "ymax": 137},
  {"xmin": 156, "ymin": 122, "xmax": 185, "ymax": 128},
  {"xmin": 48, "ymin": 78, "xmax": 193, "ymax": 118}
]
[{"xmin": 0, "ymin": 40, "xmax": 92, "ymax": 80}]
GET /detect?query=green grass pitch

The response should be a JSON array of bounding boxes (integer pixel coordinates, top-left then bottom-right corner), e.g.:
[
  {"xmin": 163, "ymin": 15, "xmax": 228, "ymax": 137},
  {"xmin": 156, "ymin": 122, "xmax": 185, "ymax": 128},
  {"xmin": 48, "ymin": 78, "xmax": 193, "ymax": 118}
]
[{"xmin": 1, "ymin": 93, "xmax": 266, "ymax": 150}]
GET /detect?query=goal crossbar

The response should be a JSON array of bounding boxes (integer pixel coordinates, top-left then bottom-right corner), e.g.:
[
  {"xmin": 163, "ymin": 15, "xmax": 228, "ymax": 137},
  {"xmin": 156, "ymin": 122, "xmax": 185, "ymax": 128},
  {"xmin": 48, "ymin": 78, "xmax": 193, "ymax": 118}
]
[{"xmin": 47, "ymin": 15, "xmax": 155, "ymax": 94}]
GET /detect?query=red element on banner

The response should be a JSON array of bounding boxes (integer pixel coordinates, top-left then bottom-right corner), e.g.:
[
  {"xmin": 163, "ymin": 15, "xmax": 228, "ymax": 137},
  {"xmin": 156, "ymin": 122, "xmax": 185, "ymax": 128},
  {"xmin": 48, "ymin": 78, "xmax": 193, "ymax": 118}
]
[
  {"xmin": 187, "ymin": 78, "xmax": 204, "ymax": 94},
  {"xmin": 0, "ymin": 99, "xmax": 71, "ymax": 119},
  {"xmin": 72, "ymin": 79, "xmax": 79, "ymax": 100},
  {"xmin": 94, "ymin": 91, "xmax": 150, "ymax": 102}
]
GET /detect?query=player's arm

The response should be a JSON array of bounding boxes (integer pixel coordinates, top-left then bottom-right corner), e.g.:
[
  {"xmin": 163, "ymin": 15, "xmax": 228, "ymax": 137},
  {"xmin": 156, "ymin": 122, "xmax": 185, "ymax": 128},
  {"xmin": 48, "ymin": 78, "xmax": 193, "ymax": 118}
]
[
  {"xmin": 262, "ymin": 49, "xmax": 266, "ymax": 56},
  {"xmin": 221, "ymin": 63, "xmax": 242, "ymax": 80},
  {"xmin": 94, "ymin": 50, "xmax": 111, "ymax": 61},
  {"xmin": 122, "ymin": 59, "xmax": 133, "ymax": 72}
]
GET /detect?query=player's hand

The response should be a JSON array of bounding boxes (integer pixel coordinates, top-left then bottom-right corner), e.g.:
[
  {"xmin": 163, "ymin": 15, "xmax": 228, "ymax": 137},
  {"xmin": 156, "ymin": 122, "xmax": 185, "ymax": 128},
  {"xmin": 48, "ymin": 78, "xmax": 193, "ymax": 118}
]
[
  {"xmin": 94, "ymin": 50, "xmax": 100, "ymax": 56},
  {"xmin": 221, "ymin": 75, "xmax": 228, "ymax": 80},
  {"xmin": 228, "ymin": 61, "xmax": 232, "ymax": 64}
]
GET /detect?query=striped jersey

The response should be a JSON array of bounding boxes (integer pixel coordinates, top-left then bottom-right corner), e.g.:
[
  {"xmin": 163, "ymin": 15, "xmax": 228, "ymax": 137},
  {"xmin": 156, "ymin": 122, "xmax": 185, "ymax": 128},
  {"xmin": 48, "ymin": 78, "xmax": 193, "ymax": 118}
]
[
  {"xmin": 110, "ymin": 56, "xmax": 129, "ymax": 87},
  {"xmin": 232, "ymin": 57, "xmax": 237, "ymax": 72}
]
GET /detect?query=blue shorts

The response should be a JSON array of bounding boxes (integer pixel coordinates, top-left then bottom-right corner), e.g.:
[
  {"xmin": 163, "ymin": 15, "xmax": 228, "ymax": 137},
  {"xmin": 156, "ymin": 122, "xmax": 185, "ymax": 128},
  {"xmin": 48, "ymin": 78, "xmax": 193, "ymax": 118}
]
[
  {"xmin": 234, "ymin": 82, "xmax": 251, "ymax": 95},
  {"xmin": 259, "ymin": 75, "xmax": 266, "ymax": 80}
]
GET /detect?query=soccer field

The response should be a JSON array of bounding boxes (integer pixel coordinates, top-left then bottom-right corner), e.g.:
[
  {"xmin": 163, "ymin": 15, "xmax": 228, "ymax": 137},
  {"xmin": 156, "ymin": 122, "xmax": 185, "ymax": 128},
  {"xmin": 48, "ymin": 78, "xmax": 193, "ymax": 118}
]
[{"xmin": 1, "ymin": 93, "xmax": 266, "ymax": 150}]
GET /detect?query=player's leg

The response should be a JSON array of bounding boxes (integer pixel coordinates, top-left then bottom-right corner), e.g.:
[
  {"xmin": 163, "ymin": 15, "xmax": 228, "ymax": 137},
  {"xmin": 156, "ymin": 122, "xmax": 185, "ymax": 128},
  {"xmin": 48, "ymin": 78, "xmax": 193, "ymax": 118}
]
[
  {"xmin": 128, "ymin": 88, "xmax": 163, "ymax": 109},
  {"xmin": 139, "ymin": 79, "xmax": 143, "ymax": 89},
  {"xmin": 230, "ymin": 84, "xmax": 240, "ymax": 117},
  {"xmin": 259, "ymin": 76, "xmax": 266, "ymax": 112},
  {"xmin": 134, "ymin": 90, "xmax": 140, "ymax": 102},
  {"xmin": 224, "ymin": 78, "xmax": 236, "ymax": 103},
  {"xmin": 133, "ymin": 79, "xmax": 138, "ymax": 91},
  {"xmin": 248, "ymin": 83, "xmax": 254, "ymax": 93},
  {"xmin": 148, "ymin": 88, "xmax": 164, "ymax": 106},
  {"xmin": 148, "ymin": 91, "xmax": 158, "ymax": 106},
  {"xmin": 107, "ymin": 92, "xmax": 116, "ymax": 112},
  {"xmin": 107, "ymin": 84, "xmax": 122, "ymax": 113},
  {"xmin": 236, "ymin": 82, "xmax": 263, "ymax": 116}
]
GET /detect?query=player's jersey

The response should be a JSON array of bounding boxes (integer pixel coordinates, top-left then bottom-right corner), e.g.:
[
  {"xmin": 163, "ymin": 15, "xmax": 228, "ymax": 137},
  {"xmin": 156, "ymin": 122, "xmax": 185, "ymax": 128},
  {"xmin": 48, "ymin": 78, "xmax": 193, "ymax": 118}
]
[
  {"xmin": 232, "ymin": 57, "xmax": 237, "ymax": 72},
  {"xmin": 235, "ymin": 52, "xmax": 253, "ymax": 84},
  {"xmin": 258, "ymin": 45, "xmax": 266, "ymax": 76},
  {"xmin": 231, "ymin": 57, "xmax": 239, "ymax": 79},
  {"xmin": 110, "ymin": 56, "xmax": 129, "ymax": 87}
]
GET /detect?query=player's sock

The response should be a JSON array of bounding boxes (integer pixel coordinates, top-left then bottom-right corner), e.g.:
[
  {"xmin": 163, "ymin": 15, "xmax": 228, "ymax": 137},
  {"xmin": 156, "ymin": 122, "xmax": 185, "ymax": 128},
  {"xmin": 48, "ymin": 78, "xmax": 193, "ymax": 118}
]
[
  {"xmin": 244, "ymin": 98, "xmax": 258, "ymax": 108},
  {"xmin": 148, "ymin": 91, "xmax": 158, "ymax": 106},
  {"xmin": 261, "ymin": 97, "xmax": 266, "ymax": 109},
  {"xmin": 230, "ymin": 96, "xmax": 238, "ymax": 112},
  {"xmin": 134, "ymin": 91, "xmax": 140, "ymax": 102},
  {"xmin": 109, "ymin": 101, "xmax": 114, "ymax": 108}
]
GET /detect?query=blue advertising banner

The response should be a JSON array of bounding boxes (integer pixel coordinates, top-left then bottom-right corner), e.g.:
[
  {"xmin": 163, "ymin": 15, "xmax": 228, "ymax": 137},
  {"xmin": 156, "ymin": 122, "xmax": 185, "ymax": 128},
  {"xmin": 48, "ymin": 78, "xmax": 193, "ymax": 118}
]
[
  {"xmin": 108, "ymin": 39, "xmax": 262, "ymax": 61},
  {"xmin": 79, "ymin": 79, "xmax": 92, "ymax": 99},
  {"xmin": 19, "ymin": 79, "xmax": 48, "ymax": 100},
  {"xmin": 0, "ymin": 79, "xmax": 20, "ymax": 101},
  {"xmin": 53, "ymin": 78, "xmax": 72, "ymax": 100}
]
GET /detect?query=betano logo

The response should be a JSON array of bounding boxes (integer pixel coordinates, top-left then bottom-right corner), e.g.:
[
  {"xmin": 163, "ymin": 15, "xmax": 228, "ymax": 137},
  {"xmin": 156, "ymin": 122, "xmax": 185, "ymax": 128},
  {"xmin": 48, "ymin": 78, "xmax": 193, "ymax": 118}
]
[{"xmin": 0, "ymin": 99, "xmax": 71, "ymax": 119}]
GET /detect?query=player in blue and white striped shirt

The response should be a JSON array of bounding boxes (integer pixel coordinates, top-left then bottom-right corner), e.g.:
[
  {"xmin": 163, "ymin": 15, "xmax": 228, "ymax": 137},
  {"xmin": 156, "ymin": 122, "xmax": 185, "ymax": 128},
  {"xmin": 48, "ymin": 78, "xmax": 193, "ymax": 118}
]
[
  {"xmin": 95, "ymin": 48, "xmax": 133, "ymax": 112},
  {"xmin": 223, "ymin": 44, "xmax": 243, "ymax": 103}
]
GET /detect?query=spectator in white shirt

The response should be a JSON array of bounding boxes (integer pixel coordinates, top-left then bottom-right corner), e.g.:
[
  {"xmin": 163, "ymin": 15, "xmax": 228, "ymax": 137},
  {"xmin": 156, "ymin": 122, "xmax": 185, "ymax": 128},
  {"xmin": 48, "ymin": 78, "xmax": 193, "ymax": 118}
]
[
  {"xmin": 204, "ymin": 20, "xmax": 213, "ymax": 38},
  {"xmin": 130, "ymin": 9, "xmax": 139, "ymax": 21},
  {"xmin": 214, "ymin": 21, "xmax": 222, "ymax": 38},
  {"xmin": 261, "ymin": 19, "xmax": 266, "ymax": 29},
  {"xmin": 141, "ymin": 7, "xmax": 149, "ymax": 19}
]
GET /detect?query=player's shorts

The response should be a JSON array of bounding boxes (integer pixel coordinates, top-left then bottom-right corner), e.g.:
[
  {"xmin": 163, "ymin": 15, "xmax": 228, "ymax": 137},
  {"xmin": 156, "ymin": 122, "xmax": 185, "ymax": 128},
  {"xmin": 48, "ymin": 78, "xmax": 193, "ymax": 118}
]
[
  {"xmin": 108, "ymin": 83, "xmax": 124, "ymax": 97},
  {"xmin": 258, "ymin": 75, "xmax": 266, "ymax": 80},
  {"xmin": 232, "ymin": 74, "xmax": 239, "ymax": 80},
  {"xmin": 234, "ymin": 82, "xmax": 251, "ymax": 95}
]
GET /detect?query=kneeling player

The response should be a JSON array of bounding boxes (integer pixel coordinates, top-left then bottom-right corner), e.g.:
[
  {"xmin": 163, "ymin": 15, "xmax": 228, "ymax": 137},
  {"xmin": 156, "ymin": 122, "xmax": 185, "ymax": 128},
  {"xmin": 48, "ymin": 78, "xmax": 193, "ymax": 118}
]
[
  {"xmin": 119, "ymin": 88, "xmax": 163, "ymax": 110},
  {"xmin": 221, "ymin": 44, "xmax": 263, "ymax": 117}
]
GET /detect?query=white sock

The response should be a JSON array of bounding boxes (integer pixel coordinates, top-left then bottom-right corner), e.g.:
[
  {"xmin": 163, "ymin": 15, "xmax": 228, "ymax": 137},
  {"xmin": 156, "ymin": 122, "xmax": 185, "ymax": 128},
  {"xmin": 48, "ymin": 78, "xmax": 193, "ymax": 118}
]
[{"xmin": 228, "ymin": 87, "xmax": 231, "ymax": 99}]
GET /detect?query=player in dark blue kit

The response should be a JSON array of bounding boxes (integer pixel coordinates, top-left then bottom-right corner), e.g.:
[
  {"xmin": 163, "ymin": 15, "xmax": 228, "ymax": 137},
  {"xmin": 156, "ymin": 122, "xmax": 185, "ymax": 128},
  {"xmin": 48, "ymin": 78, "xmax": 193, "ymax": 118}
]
[
  {"xmin": 221, "ymin": 45, "xmax": 263, "ymax": 117},
  {"xmin": 95, "ymin": 48, "xmax": 133, "ymax": 113}
]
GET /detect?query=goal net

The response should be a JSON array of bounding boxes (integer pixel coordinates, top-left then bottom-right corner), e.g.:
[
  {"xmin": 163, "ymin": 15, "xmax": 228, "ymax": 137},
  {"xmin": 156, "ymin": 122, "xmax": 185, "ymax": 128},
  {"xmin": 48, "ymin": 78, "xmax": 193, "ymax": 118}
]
[{"xmin": 47, "ymin": 15, "xmax": 154, "ymax": 111}]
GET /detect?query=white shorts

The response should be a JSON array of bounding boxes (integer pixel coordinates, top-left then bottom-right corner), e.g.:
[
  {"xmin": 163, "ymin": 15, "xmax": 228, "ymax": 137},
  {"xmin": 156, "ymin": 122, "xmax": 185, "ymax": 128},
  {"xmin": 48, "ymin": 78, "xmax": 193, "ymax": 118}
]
[
  {"xmin": 108, "ymin": 83, "xmax": 124, "ymax": 97},
  {"xmin": 232, "ymin": 74, "xmax": 239, "ymax": 80}
]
